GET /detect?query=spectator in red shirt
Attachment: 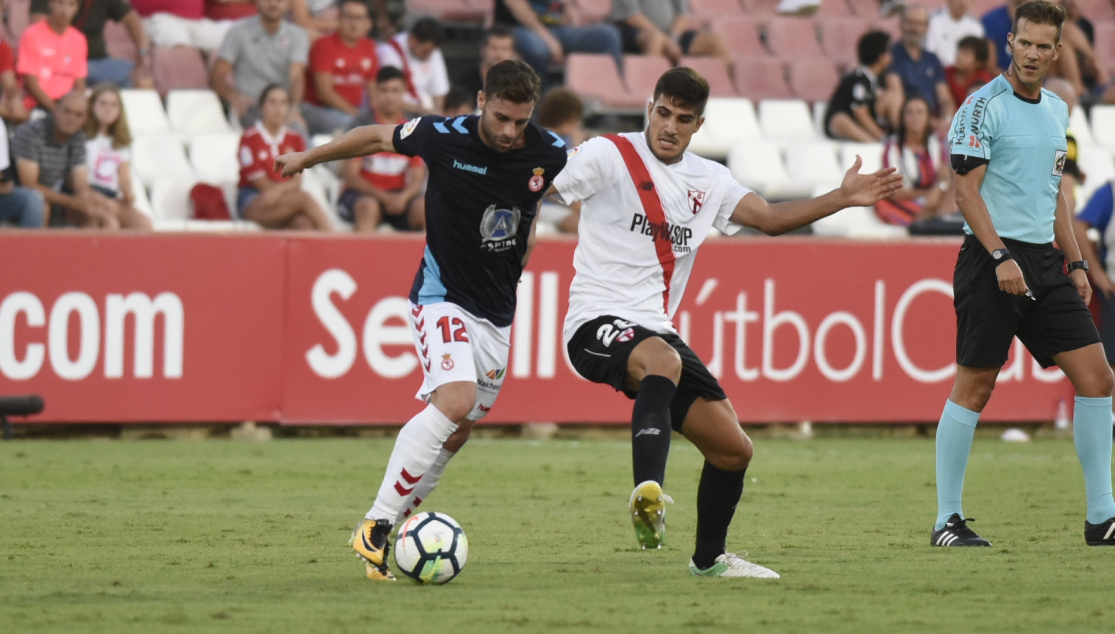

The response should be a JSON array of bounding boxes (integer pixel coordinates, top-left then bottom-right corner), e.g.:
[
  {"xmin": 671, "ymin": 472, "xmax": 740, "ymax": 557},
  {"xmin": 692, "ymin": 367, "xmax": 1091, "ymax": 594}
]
[
  {"xmin": 945, "ymin": 35, "xmax": 994, "ymax": 108},
  {"xmin": 237, "ymin": 84, "xmax": 332, "ymax": 230},
  {"xmin": 18, "ymin": 0, "xmax": 88, "ymax": 112},
  {"xmin": 302, "ymin": 0, "xmax": 378, "ymax": 135},
  {"xmin": 338, "ymin": 66, "xmax": 426, "ymax": 232},
  {"xmin": 0, "ymin": 40, "xmax": 28, "ymax": 124}
]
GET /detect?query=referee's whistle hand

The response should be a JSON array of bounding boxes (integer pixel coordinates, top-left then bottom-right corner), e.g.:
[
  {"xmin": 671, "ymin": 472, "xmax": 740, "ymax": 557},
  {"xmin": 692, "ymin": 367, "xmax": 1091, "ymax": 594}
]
[
  {"xmin": 1070, "ymin": 269, "xmax": 1092, "ymax": 305},
  {"xmin": 995, "ymin": 260, "xmax": 1030, "ymax": 296},
  {"xmin": 839, "ymin": 156, "xmax": 903, "ymax": 207}
]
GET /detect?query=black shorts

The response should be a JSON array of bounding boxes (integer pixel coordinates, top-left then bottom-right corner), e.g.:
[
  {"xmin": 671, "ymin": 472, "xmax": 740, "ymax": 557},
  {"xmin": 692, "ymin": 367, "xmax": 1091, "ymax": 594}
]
[
  {"xmin": 954, "ymin": 235, "xmax": 1101, "ymax": 368},
  {"xmin": 566, "ymin": 315, "xmax": 728, "ymax": 432}
]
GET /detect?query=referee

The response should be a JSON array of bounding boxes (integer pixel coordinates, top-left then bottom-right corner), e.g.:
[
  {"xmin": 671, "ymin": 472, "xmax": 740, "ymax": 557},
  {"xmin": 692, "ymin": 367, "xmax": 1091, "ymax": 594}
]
[{"xmin": 931, "ymin": 1, "xmax": 1115, "ymax": 547}]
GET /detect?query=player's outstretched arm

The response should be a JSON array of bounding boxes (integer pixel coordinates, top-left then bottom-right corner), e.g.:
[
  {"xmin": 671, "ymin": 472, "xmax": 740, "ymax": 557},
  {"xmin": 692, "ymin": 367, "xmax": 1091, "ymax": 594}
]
[
  {"xmin": 728, "ymin": 156, "xmax": 901, "ymax": 235},
  {"xmin": 276, "ymin": 124, "xmax": 398, "ymax": 177}
]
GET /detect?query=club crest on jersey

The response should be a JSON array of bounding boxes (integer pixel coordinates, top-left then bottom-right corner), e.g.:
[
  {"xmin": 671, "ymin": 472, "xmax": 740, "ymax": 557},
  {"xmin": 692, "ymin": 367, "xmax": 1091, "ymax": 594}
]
[
  {"xmin": 480, "ymin": 205, "xmax": 522, "ymax": 252},
  {"xmin": 400, "ymin": 118, "xmax": 421, "ymax": 139},
  {"xmin": 441, "ymin": 354, "xmax": 454, "ymax": 370},
  {"xmin": 687, "ymin": 190, "xmax": 706, "ymax": 214},
  {"xmin": 1053, "ymin": 150, "xmax": 1067, "ymax": 176},
  {"xmin": 529, "ymin": 167, "xmax": 545, "ymax": 192}
]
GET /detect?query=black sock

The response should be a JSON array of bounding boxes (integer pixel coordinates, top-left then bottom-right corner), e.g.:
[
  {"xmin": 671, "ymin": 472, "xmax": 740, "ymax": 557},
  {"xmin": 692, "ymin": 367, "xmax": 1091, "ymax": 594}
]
[
  {"xmin": 692, "ymin": 460, "xmax": 746, "ymax": 570},
  {"xmin": 631, "ymin": 375, "xmax": 676, "ymax": 487}
]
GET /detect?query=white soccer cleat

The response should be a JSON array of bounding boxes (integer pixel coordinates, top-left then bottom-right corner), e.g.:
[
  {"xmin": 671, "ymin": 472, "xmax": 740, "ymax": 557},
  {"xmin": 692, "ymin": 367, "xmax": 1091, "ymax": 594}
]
[{"xmin": 689, "ymin": 552, "xmax": 780, "ymax": 578}]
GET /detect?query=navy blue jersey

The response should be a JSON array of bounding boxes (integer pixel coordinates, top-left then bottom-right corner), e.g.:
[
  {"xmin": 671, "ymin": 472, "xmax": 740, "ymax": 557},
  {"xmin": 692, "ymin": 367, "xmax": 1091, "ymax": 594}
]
[{"xmin": 392, "ymin": 114, "xmax": 567, "ymax": 327}]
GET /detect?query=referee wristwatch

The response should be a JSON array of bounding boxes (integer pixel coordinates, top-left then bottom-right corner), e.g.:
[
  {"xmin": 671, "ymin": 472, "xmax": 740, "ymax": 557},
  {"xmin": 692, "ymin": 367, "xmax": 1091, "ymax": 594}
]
[
  {"xmin": 1068, "ymin": 260, "xmax": 1089, "ymax": 273},
  {"xmin": 991, "ymin": 248, "xmax": 1012, "ymax": 264}
]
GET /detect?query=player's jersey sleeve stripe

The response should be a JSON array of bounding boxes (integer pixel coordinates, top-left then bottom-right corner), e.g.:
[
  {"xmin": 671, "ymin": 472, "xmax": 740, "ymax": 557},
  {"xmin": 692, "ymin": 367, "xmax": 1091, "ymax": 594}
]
[
  {"xmin": 416, "ymin": 246, "xmax": 448, "ymax": 305},
  {"xmin": 603, "ymin": 134, "xmax": 675, "ymax": 314}
]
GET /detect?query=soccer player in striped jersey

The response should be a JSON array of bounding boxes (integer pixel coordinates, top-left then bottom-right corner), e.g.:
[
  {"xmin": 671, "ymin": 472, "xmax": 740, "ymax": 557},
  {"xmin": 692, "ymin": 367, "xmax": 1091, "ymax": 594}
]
[{"xmin": 548, "ymin": 68, "xmax": 903, "ymax": 577}]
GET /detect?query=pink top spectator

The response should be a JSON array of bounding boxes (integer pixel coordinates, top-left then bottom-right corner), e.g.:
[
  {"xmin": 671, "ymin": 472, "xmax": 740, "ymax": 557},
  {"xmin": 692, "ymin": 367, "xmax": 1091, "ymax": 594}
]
[
  {"xmin": 17, "ymin": 21, "xmax": 88, "ymax": 108},
  {"xmin": 130, "ymin": 0, "xmax": 205, "ymax": 19}
]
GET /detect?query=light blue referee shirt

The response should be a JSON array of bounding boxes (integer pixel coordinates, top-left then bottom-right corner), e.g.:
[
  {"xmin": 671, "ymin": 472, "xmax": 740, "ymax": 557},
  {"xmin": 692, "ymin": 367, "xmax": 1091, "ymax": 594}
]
[{"xmin": 948, "ymin": 74, "xmax": 1070, "ymax": 244}]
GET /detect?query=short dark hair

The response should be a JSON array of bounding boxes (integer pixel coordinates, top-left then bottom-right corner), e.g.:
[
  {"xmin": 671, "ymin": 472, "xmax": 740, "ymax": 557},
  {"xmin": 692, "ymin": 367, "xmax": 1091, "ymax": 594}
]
[
  {"xmin": 857, "ymin": 30, "xmax": 891, "ymax": 66},
  {"xmin": 376, "ymin": 65, "xmax": 406, "ymax": 84},
  {"xmin": 483, "ymin": 59, "xmax": 541, "ymax": 104},
  {"xmin": 258, "ymin": 83, "xmax": 287, "ymax": 107},
  {"xmin": 444, "ymin": 86, "xmax": 474, "ymax": 112},
  {"xmin": 957, "ymin": 35, "xmax": 989, "ymax": 63},
  {"xmin": 652, "ymin": 67, "xmax": 709, "ymax": 116},
  {"xmin": 537, "ymin": 87, "xmax": 584, "ymax": 128},
  {"xmin": 410, "ymin": 17, "xmax": 443, "ymax": 46},
  {"xmin": 1013, "ymin": 1, "xmax": 1066, "ymax": 40},
  {"xmin": 482, "ymin": 24, "xmax": 514, "ymax": 47}
]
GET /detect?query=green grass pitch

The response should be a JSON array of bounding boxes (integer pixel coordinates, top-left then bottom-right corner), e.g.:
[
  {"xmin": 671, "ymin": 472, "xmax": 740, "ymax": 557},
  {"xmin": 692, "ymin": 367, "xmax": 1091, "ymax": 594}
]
[{"xmin": 1, "ymin": 436, "xmax": 1112, "ymax": 633}]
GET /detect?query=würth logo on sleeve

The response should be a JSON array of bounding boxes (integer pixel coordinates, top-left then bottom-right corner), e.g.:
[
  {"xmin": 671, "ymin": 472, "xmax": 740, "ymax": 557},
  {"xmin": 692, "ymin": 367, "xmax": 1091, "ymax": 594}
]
[{"xmin": 687, "ymin": 190, "xmax": 706, "ymax": 214}]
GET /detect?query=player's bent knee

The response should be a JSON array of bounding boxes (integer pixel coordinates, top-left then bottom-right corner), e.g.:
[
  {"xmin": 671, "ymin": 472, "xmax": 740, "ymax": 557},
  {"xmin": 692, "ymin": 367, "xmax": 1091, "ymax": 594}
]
[{"xmin": 431, "ymin": 382, "xmax": 478, "ymax": 423}]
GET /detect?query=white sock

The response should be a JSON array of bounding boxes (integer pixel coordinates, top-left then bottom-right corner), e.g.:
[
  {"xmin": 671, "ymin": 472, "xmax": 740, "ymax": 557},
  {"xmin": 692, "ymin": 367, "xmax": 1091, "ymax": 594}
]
[
  {"xmin": 396, "ymin": 447, "xmax": 456, "ymax": 524},
  {"xmin": 367, "ymin": 405, "xmax": 458, "ymax": 523}
]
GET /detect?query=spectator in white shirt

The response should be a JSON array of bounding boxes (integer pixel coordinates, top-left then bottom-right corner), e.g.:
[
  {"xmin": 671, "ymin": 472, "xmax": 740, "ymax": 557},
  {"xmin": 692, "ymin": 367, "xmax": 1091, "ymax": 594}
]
[
  {"xmin": 376, "ymin": 17, "xmax": 449, "ymax": 114},
  {"xmin": 83, "ymin": 83, "xmax": 151, "ymax": 229},
  {"xmin": 924, "ymin": 0, "xmax": 984, "ymax": 67}
]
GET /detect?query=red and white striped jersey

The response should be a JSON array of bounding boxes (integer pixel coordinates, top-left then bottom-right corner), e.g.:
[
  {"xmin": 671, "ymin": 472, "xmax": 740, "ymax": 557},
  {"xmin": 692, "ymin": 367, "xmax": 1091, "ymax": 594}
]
[{"xmin": 552, "ymin": 132, "xmax": 750, "ymax": 341}]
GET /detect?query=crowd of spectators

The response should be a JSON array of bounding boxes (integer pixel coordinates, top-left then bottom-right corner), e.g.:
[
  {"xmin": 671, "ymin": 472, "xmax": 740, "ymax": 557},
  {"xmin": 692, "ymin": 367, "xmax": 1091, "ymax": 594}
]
[{"xmin": 0, "ymin": 0, "xmax": 1113, "ymax": 236}]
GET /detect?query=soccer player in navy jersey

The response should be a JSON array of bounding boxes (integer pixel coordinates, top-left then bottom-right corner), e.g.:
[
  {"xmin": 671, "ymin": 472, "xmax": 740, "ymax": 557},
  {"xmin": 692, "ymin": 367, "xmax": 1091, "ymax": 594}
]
[{"xmin": 276, "ymin": 59, "xmax": 567, "ymax": 581}]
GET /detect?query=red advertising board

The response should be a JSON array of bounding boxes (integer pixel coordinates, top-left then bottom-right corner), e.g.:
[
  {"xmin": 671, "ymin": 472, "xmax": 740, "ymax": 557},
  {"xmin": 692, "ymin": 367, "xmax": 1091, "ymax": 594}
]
[{"xmin": 0, "ymin": 233, "xmax": 1073, "ymax": 424}]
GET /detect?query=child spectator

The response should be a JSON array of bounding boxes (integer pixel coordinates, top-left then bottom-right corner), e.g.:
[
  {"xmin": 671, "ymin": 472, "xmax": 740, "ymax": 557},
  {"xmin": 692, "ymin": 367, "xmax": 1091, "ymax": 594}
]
[
  {"xmin": 825, "ymin": 30, "xmax": 896, "ymax": 142},
  {"xmin": 302, "ymin": 0, "xmax": 378, "ymax": 135},
  {"xmin": 83, "ymin": 83, "xmax": 151, "ymax": 230},
  {"xmin": 536, "ymin": 87, "xmax": 584, "ymax": 233},
  {"xmin": 376, "ymin": 17, "xmax": 450, "ymax": 114},
  {"xmin": 338, "ymin": 67, "xmax": 426, "ymax": 232},
  {"xmin": 945, "ymin": 36, "xmax": 993, "ymax": 108},
  {"xmin": 237, "ymin": 85, "xmax": 332, "ymax": 230},
  {"xmin": 18, "ymin": 0, "xmax": 88, "ymax": 112},
  {"xmin": 875, "ymin": 96, "xmax": 953, "ymax": 226}
]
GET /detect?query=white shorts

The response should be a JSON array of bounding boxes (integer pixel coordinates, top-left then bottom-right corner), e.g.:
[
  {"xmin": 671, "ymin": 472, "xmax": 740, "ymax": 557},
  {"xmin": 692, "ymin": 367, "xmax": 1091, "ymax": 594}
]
[
  {"xmin": 144, "ymin": 14, "xmax": 233, "ymax": 50},
  {"xmin": 409, "ymin": 301, "xmax": 510, "ymax": 421}
]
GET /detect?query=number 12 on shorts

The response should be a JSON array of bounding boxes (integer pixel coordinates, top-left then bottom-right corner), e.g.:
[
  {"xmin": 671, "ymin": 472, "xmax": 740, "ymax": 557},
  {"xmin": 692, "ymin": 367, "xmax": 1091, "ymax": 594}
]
[{"xmin": 437, "ymin": 317, "xmax": 470, "ymax": 343}]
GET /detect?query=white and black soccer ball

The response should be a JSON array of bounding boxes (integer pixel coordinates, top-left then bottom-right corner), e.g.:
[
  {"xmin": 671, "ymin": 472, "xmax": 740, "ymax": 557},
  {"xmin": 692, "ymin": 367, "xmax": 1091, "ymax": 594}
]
[{"xmin": 393, "ymin": 512, "xmax": 469, "ymax": 584}]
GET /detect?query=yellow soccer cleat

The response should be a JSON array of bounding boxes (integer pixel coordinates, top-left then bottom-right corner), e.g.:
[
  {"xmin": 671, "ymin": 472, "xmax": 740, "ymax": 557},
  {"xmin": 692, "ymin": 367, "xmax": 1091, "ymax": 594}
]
[
  {"xmin": 350, "ymin": 518, "xmax": 396, "ymax": 581},
  {"xmin": 629, "ymin": 480, "xmax": 673, "ymax": 549}
]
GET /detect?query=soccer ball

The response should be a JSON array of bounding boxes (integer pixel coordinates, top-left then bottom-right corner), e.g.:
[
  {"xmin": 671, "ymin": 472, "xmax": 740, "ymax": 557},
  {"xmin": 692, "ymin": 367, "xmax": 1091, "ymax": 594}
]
[{"xmin": 393, "ymin": 512, "xmax": 469, "ymax": 584}]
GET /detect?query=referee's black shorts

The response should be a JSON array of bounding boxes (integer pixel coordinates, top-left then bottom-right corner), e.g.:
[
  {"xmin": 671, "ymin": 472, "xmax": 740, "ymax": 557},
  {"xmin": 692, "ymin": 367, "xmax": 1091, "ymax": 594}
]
[
  {"xmin": 954, "ymin": 235, "xmax": 1101, "ymax": 368},
  {"xmin": 566, "ymin": 315, "xmax": 727, "ymax": 432}
]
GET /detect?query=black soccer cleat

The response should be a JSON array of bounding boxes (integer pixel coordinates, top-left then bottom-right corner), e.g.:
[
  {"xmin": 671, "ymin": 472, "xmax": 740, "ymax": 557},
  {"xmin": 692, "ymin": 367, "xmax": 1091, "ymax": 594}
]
[
  {"xmin": 1084, "ymin": 517, "xmax": 1115, "ymax": 546},
  {"xmin": 931, "ymin": 513, "xmax": 991, "ymax": 547}
]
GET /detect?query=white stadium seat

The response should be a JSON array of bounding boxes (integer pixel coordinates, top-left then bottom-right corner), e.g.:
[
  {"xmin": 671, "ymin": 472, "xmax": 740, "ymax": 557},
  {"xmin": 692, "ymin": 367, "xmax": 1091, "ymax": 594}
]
[
  {"xmin": 686, "ymin": 98, "xmax": 761, "ymax": 159},
  {"xmin": 839, "ymin": 142, "xmax": 885, "ymax": 175},
  {"xmin": 758, "ymin": 99, "xmax": 818, "ymax": 142},
  {"xmin": 1089, "ymin": 105, "xmax": 1115, "ymax": 150},
  {"xmin": 120, "ymin": 89, "xmax": 170, "ymax": 137},
  {"xmin": 784, "ymin": 141, "xmax": 844, "ymax": 190},
  {"xmin": 1069, "ymin": 106, "xmax": 1095, "ymax": 147},
  {"xmin": 808, "ymin": 187, "xmax": 907, "ymax": 238},
  {"xmin": 131, "ymin": 133, "xmax": 194, "ymax": 187},
  {"xmin": 1076, "ymin": 145, "xmax": 1115, "ymax": 210},
  {"xmin": 149, "ymin": 175, "xmax": 199, "ymax": 220},
  {"xmin": 166, "ymin": 90, "xmax": 232, "ymax": 137},
  {"xmin": 728, "ymin": 140, "xmax": 811, "ymax": 199},
  {"xmin": 130, "ymin": 179, "xmax": 154, "ymax": 219},
  {"xmin": 188, "ymin": 132, "xmax": 241, "ymax": 184}
]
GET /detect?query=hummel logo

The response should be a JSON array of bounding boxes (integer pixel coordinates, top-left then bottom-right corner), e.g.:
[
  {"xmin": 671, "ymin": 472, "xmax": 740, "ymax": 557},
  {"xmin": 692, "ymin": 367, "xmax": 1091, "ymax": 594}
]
[{"xmin": 634, "ymin": 428, "xmax": 661, "ymax": 438}]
